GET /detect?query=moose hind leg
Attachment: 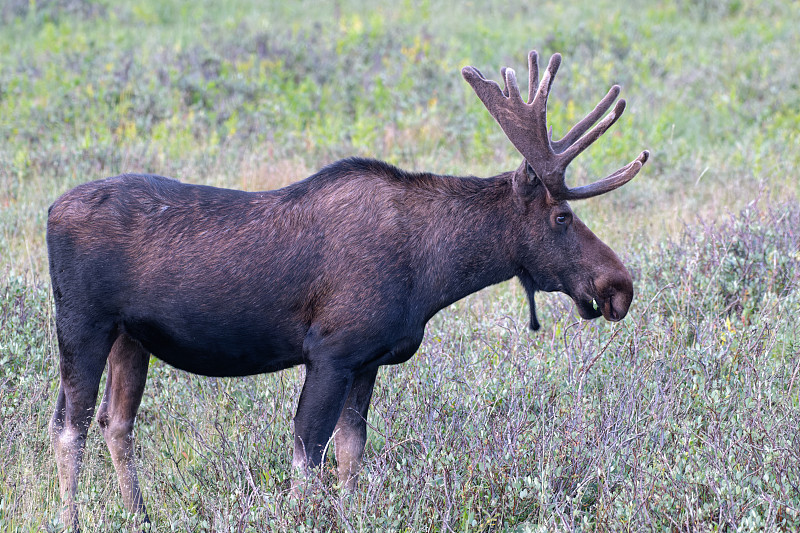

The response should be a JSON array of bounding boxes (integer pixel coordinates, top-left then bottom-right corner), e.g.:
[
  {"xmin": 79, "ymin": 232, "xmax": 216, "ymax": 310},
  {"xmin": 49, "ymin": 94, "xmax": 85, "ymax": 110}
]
[
  {"xmin": 96, "ymin": 333, "xmax": 150, "ymax": 525},
  {"xmin": 334, "ymin": 368, "xmax": 378, "ymax": 490},
  {"xmin": 50, "ymin": 328, "xmax": 113, "ymax": 531}
]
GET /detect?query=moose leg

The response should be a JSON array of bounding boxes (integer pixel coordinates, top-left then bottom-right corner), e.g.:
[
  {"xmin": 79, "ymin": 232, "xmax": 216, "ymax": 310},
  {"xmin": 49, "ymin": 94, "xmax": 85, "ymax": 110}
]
[
  {"xmin": 333, "ymin": 367, "xmax": 378, "ymax": 489},
  {"xmin": 95, "ymin": 333, "xmax": 150, "ymax": 525},
  {"xmin": 50, "ymin": 329, "xmax": 113, "ymax": 531},
  {"xmin": 291, "ymin": 362, "xmax": 355, "ymax": 487}
]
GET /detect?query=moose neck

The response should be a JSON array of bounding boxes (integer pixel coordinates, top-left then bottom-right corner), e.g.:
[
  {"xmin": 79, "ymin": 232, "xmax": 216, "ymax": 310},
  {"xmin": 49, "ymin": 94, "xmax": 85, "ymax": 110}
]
[{"xmin": 414, "ymin": 172, "xmax": 520, "ymax": 321}]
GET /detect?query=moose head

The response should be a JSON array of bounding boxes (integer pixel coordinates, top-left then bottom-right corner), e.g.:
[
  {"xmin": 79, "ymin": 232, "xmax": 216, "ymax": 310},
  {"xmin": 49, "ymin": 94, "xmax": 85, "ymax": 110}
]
[{"xmin": 463, "ymin": 51, "xmax": 649, "ymax": 330}]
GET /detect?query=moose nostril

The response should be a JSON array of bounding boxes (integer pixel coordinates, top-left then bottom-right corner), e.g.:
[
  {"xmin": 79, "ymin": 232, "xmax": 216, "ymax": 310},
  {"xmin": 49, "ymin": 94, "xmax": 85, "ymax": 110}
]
[
  {"xmin": 603, "ymin": 298, "xmax": 620, "ymax": 322},
  {"xmin": 610, "ymin": 291, "xmax": 631, "ymax": 321}
]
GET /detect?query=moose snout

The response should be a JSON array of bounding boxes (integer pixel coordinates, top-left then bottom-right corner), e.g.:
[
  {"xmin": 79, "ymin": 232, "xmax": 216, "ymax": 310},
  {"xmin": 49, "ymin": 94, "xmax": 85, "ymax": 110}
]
[
  {"xmin": 600, "ymin": 290, "xmax": 631, "ymax": 322},
  {"xmin": 596, "ymin": 271, "xmax": 634, "ymax": 322}
]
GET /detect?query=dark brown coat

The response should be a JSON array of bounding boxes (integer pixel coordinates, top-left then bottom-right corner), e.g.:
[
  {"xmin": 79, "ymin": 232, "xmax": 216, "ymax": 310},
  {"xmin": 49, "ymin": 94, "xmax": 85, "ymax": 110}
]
[{"xmin": 48, "ymin": 50, "xmax": 648, "ymax": 531}]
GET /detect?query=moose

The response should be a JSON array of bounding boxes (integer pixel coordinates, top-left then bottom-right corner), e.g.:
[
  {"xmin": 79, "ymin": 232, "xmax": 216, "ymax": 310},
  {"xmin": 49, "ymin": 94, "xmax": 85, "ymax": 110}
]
[{"xmin": 47, "ymin": 50, "xmax": 648, "ymax": 528}]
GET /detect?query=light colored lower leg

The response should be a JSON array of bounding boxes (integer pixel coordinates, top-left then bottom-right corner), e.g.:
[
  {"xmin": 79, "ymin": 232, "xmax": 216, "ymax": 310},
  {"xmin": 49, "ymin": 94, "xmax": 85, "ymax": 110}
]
[
  {"xmin": 51, "ymin": 417, "xmax": 87, "ymax": 531},
  {"xmin": 334, "ymin": 417, "xmax": 367, "ymax": 490},
  {"xmin": 333, "ymin": 368, "xmax": 376, "ymax": 490},
  {"xmin": 290, "ymin": 436, "xmax": 312, "ymax": 496},
  {"xmin": 102, "ymin": 422, "xmax": 147, "ymax": 517}
]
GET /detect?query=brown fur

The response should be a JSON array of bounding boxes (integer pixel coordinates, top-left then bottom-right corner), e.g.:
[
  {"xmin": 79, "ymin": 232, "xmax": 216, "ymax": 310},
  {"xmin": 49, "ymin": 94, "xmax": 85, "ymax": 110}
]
[{"xmin": 47, "ymin": 49, "xmax": 648, "ymax": 531}]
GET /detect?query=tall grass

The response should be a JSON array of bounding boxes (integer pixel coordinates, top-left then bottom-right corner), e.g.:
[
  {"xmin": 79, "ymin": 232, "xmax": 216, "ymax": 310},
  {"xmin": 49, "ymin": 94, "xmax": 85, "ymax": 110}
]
[
  {"xmin": 1, "ymin": 0, "xmax": 799, "ymax": 531},
  {"xmin": 2, "ymin": 202, "xmax": 798, "ymax": 531}
]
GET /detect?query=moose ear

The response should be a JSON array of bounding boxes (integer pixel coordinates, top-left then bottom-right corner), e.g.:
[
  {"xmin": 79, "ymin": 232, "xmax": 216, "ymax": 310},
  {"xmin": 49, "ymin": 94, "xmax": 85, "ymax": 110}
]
[{"xmin": 511, "ymin": 160, "xmax": 542, "ymax": 209}]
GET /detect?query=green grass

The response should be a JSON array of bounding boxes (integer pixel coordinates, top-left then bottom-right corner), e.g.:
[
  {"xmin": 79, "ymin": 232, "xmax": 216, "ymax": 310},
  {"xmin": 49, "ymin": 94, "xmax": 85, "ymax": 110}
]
[{"xmin": 1, "ymin": 0, "xmax": 799, "ymax": 530}]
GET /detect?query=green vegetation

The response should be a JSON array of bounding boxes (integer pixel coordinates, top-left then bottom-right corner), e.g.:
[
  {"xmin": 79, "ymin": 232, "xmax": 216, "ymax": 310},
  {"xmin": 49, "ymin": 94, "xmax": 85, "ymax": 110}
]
[{"xmin": 1, "ymin": 0, "xmax": 798, "ymax": 530}]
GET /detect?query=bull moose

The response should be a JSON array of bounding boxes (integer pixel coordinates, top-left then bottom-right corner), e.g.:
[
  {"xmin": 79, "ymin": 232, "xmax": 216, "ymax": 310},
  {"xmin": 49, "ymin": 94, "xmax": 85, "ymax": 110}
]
[{"xmin": 47, "ymin": 50, "xmax": 649, "ymax": 528}]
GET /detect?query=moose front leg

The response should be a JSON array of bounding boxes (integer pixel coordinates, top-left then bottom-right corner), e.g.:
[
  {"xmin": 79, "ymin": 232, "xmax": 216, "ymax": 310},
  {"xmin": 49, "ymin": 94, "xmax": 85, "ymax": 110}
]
[
  {"xmin": 291, "ymin": 361, "xmax": 354, "ymax": 489},
  {"xmin": 333, "ymin": 367, "xmax": 378, "ymax": 489}
]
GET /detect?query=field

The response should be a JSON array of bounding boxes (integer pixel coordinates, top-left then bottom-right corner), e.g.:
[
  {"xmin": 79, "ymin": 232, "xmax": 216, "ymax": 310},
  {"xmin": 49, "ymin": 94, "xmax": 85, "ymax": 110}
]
[{"xmin": 1, "ymin": 0, "xmax": 799, "ymax": 531}]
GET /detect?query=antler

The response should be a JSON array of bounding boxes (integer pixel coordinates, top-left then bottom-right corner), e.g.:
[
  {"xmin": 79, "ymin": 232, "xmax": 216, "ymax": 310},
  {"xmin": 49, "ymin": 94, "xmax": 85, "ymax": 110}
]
[{"xmin": 462, "ymin": 51, "xmax": 649, "ymax": 201}]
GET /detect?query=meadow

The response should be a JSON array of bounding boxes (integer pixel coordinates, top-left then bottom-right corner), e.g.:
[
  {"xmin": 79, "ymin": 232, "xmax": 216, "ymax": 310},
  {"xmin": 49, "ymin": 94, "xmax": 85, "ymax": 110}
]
[{"xmin": 1, "ymin": 0, "xmax": 799, "ymax": 530}]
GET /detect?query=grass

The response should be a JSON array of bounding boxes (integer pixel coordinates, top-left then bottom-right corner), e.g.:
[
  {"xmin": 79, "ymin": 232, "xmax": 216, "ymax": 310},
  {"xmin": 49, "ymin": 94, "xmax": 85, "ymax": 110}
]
[{"xmin": 1, "ymin": 0, "xmax": 799, "ymax": 530}]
